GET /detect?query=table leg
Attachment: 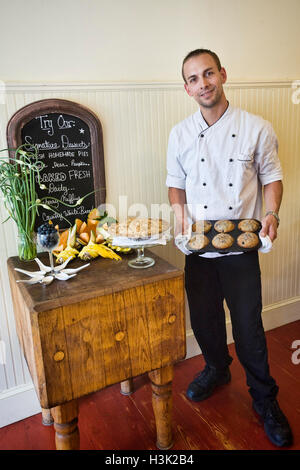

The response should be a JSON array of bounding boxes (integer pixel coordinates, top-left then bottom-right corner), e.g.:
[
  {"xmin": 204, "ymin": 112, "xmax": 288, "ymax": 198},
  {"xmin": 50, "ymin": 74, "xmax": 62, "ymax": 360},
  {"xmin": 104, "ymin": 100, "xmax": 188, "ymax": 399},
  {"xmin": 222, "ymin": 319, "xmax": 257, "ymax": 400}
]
[
  {"xmin": 41, "ymin": 407, "xmax": 54, "ymax": 426},
  {"xmin": 148, "ymin": 364, "xmax": 174, "ymax": 450},
  {"xmin": 120, "ymin": 378, "xmax": 134, "ymax": 395},
  {"xmin": 51, "ymin": 399, "xmax": 79, "ymax": 450}
]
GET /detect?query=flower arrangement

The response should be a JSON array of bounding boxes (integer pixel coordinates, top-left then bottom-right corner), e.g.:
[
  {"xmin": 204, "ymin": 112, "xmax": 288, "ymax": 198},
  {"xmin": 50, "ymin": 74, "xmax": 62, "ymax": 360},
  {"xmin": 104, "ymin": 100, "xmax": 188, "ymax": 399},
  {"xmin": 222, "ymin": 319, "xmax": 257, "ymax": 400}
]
[{"xmin": 0, "ymin": 144, "xmax": 93, "ymax": 260}]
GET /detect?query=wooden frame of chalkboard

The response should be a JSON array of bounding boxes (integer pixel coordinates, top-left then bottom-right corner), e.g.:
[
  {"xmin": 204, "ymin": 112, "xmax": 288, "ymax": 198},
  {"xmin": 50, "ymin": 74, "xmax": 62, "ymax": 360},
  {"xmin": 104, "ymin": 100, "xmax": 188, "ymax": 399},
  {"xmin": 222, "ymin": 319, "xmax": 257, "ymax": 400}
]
[{"xmin": 6, "ymin": 98, "xmax": 106, "ymax": 229}]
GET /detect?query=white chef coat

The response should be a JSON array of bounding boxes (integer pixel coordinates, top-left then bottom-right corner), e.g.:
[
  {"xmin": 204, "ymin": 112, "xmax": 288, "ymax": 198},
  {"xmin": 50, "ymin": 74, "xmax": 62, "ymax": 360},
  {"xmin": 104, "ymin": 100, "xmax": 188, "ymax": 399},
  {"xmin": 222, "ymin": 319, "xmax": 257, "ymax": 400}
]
[{"xmin": 166, "ymin": 103, "xmax": 283, "ymax": 257}]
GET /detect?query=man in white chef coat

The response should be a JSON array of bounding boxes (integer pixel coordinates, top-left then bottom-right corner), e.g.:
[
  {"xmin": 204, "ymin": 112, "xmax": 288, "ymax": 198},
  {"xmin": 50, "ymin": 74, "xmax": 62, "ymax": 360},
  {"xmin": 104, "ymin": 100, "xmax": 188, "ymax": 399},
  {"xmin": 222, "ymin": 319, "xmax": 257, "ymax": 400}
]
[{"xmin": 166, "ymin": 49, "xmax": 292, "ymax": 447}]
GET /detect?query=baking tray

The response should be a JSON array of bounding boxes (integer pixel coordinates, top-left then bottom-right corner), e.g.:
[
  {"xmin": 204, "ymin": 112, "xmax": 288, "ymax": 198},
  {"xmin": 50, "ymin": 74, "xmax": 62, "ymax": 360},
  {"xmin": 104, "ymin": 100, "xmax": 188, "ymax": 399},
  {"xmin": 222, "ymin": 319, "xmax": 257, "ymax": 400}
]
[{"xmin": 187, "ymin": 219, "xmax": 262, "ymax": 254}]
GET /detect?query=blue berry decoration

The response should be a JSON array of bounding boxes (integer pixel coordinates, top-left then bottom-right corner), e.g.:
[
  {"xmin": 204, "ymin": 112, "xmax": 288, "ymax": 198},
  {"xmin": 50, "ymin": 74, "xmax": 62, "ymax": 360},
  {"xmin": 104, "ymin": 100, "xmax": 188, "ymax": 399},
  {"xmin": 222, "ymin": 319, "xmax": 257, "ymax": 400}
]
[{"xmin": 37, "ymin": 223, "xmax": 59, "ymax": 250}]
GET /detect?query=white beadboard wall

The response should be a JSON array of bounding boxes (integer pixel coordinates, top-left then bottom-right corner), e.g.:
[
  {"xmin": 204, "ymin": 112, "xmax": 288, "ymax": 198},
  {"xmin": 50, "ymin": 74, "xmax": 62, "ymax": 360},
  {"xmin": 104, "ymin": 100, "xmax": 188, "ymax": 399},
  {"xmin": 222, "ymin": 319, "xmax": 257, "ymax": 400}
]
[{"xmin": 0, "ymin": 81, "xmax": 300, "ymax": 426}]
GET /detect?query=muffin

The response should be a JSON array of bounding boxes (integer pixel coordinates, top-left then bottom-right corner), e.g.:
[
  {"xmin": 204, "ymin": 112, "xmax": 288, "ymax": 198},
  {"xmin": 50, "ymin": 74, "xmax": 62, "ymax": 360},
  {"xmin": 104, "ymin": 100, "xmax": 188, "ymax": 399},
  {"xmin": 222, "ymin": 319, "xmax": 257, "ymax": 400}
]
[
  {"xmin": 188, "ymin": 234, "xmax": 210, "ymax": 251},
  {"xmin": 237, "ymin": 232, "xmax": 259, "ymax": 248},
  {"xmin": 214, "ymin": 220, "xmax": 235, "ymax": 233},
  {"xmin": 212, "ymin": 233, "xmax": 234, "ymax": 250},
  {"xmin": 238, "ymin": 219, "xmax": 261, "ymax": 232},
  {"xmin": 192, "ymin": 220, "xmax": 212, "ymax": 234}
]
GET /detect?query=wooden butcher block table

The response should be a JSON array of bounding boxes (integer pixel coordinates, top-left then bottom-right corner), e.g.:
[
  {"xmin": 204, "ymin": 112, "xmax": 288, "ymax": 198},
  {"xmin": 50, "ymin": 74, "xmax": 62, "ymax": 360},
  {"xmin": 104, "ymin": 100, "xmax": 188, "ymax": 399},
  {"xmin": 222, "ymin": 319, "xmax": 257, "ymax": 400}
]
[{"xmin": 7, "ymin": 250, "xmax": 186, "ymax": 450}]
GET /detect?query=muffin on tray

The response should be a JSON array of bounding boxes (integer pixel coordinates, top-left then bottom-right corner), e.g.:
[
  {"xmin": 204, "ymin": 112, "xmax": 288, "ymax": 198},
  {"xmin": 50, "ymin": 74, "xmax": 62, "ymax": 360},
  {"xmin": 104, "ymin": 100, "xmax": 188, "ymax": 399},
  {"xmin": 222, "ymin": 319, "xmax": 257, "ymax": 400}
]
[
  {"xmin": 212, "ymin": 233, "xmax": 234, "ymax": 250},
  {"xmin": 192, "ymin": 220, "xmax": 212, "ymax": 234},
  {"xmin": 238, "ymin": 219, "xmax": 261, "ymax": 232},
  {"xmin": 188, "ymin": 234, "xmax": 210, "ymax": 251},
  {"xmin": 214, "ymin": 220, "xmax": 235, "ymax": 233},
  {"xmin": 237, "ymin": 232, "xmax": 259, "ymax": 248}
]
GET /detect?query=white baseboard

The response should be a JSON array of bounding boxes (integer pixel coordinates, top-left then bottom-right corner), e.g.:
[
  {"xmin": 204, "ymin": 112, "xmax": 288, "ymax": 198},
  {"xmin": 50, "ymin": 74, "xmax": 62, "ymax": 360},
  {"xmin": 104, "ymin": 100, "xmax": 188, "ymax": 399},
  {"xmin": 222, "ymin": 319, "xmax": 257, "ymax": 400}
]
[
  {"xmin": 186, "ymin": 297, "xmax": 300, "ymax": 360},
  {"xmin": 0, "ymin": 383, "xmax": 41, "ymax": 428},
  {"xmin": 0, "ymin": 298, "xmax": 299, "ymax": 428}
]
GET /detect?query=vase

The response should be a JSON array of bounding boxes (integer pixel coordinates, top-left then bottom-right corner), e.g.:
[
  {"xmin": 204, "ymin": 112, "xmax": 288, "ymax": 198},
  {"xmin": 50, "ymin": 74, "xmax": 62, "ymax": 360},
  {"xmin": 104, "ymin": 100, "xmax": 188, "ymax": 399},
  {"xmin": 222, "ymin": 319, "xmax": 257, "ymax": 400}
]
[{"xmin": 17, "ymin": 231, "xmax": 37, "ymax": 261}]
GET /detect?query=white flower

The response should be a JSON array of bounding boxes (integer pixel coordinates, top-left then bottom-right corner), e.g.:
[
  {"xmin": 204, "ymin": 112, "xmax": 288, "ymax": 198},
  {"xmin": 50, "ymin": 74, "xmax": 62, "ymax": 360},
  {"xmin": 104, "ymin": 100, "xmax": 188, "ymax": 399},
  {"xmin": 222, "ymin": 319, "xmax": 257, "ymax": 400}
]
[
  {"xmin": 76, "ymin": 197, "xmax": 84, "ymax": 205},
  {"xmin": 39, "ymin": 184, "xmax": 47, "ymax": 190}
]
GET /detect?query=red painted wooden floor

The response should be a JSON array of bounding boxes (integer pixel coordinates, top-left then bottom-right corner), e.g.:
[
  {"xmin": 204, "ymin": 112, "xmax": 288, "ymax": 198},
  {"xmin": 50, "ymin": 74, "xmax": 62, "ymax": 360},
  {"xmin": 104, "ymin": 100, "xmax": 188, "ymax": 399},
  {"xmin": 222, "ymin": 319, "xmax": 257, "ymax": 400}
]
[{"xmin": 1, "ymin": 320, "xmax": 300, "ymax": 451}]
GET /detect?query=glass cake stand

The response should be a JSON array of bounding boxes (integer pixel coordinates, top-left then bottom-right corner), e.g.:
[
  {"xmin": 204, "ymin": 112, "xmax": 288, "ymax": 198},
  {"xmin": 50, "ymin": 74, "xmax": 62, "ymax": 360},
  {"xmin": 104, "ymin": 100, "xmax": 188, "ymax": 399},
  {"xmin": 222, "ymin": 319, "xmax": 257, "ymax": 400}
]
[
  {"xmin": 127, "ymin": 233, "xmax": 172, "ymax": 269},
  {"xmin": 128, "ymin": 245, "xmax": 156, "ymax": 269},
  {"xmin": 104, "ymin": 228, "xmax": 172, "ymax": 269},
  {"xmin": 105, "ymin": 236, "xmax": 170, "ymax": 269}
]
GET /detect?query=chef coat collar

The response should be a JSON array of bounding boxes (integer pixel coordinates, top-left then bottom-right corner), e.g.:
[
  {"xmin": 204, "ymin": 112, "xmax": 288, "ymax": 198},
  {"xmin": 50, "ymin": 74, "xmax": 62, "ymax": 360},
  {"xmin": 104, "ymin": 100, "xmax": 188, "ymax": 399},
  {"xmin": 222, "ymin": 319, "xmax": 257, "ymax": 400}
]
[{"xmin": 197, "ymin": 101, "xmax": 232, "ymax": 132}]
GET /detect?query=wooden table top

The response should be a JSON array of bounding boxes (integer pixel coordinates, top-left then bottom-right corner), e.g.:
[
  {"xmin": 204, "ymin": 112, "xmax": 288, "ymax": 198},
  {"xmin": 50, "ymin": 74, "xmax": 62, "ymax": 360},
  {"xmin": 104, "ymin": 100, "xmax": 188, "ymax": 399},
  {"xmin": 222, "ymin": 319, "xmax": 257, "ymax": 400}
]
[{"xmin": 7, "ymin": 250, "xmax": 183, "ymax": 313}]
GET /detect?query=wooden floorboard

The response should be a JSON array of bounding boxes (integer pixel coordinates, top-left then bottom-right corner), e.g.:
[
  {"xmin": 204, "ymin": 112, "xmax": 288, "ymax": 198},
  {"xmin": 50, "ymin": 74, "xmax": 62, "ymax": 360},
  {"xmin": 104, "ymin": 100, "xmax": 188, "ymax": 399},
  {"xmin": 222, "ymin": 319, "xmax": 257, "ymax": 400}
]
[{"xmin": 0, "ymin": 320, "xmax": 299, "ymax": 451}]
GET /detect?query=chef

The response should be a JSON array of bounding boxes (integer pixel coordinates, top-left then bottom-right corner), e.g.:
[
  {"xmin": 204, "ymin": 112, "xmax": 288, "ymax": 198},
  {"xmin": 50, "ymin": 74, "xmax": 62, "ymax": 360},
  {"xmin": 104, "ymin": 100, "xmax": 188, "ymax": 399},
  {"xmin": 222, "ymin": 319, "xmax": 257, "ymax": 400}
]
[{"xmin": 166, "ymin": 48, "xmax": 292, "ymax": 447}]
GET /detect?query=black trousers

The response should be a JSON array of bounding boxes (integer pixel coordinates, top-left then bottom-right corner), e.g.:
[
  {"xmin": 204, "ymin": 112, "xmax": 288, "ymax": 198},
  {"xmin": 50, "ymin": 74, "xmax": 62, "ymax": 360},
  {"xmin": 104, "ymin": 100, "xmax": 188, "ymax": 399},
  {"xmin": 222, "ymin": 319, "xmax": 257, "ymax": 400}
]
[{"xmin": 185, "ymin": 251, "xmax": 278, "ymax": 404}]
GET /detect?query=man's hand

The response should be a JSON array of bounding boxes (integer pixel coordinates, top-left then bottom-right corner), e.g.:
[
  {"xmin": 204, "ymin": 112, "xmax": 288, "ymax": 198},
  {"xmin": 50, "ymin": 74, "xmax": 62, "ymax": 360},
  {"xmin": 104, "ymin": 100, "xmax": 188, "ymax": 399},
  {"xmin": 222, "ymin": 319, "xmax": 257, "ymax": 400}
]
[
  {"xmin": 260, "ymin": 214, "xmax": 278, "ymax": 242},
  {"xmin": 261, "ymin": 181, "xmax": 283, "ymax": 242},
  {"xmin": 168, "ymin": 187, "xmax": 189, "ymax": 238},
  {"xmin": 174, "ymin": 217, "xmax": 190, "ymax": 238}
]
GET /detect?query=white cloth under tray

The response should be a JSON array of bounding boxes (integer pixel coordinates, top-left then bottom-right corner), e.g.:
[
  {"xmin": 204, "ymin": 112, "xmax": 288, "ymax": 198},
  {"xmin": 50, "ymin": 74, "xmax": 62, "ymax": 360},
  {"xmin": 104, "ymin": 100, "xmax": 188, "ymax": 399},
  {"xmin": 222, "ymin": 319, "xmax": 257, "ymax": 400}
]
[{"xmin": 111, "ymin": 233, "xmax": 172, "ymax": 247}]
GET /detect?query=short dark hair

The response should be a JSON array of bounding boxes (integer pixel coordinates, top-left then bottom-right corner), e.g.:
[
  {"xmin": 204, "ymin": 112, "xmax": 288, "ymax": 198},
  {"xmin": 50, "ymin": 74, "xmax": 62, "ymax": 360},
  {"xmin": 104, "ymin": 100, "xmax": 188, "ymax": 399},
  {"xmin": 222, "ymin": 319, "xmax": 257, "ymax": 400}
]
[{"xmin": 182, "ymin": 49, "xmax": 222, "ymax": 82}]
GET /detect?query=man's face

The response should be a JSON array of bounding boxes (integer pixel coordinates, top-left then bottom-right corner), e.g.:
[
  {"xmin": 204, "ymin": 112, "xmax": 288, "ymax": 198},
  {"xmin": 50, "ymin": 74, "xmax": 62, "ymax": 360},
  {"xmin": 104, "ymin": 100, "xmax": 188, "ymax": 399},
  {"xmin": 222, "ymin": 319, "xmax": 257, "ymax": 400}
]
[{"xmin": 183, "ymin": 53, "xmax": 227, "ymax": 109}]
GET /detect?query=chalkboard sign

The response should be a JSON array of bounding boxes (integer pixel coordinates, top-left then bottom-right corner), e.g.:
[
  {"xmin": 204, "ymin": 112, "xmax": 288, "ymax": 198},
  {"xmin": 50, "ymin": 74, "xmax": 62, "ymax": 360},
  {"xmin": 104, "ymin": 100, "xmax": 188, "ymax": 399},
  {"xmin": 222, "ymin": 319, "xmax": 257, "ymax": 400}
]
[
  {"xmin": 7, "ymin": 99, "xmax": 106, "ymax": 230},
  {"xmin": 20, "ymin": 112, "xmax": 96, "ymax": 228}
]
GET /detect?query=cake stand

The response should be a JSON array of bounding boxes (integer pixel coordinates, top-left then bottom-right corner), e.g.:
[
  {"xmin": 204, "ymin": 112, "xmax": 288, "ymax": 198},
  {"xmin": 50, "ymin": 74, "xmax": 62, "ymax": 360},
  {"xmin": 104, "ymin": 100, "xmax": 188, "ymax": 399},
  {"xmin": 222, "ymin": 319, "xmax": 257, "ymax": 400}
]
[
  {"xmin": 125, "ymin": 235, "xmax": 172, "ymax": 269},
  {"xmin": 101, "ymin": 223, "xmax": 172, "ymax": 269},
  {"xmin": 128, "ymin": 244, "xmax": 156, "ymax": 269}
]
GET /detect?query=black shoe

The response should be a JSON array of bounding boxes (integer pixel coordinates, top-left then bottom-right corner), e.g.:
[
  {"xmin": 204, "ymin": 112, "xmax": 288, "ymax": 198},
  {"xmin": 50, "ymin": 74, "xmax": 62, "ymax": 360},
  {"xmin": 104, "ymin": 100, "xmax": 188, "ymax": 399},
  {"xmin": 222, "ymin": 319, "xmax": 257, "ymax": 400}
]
[
  {"xmin": 186, "ymin": 364, "xmax": 231, "ymax": 402},
  {"xmin": 253, "ymin": 399, "xmax": 293, "ymax": 447}
]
